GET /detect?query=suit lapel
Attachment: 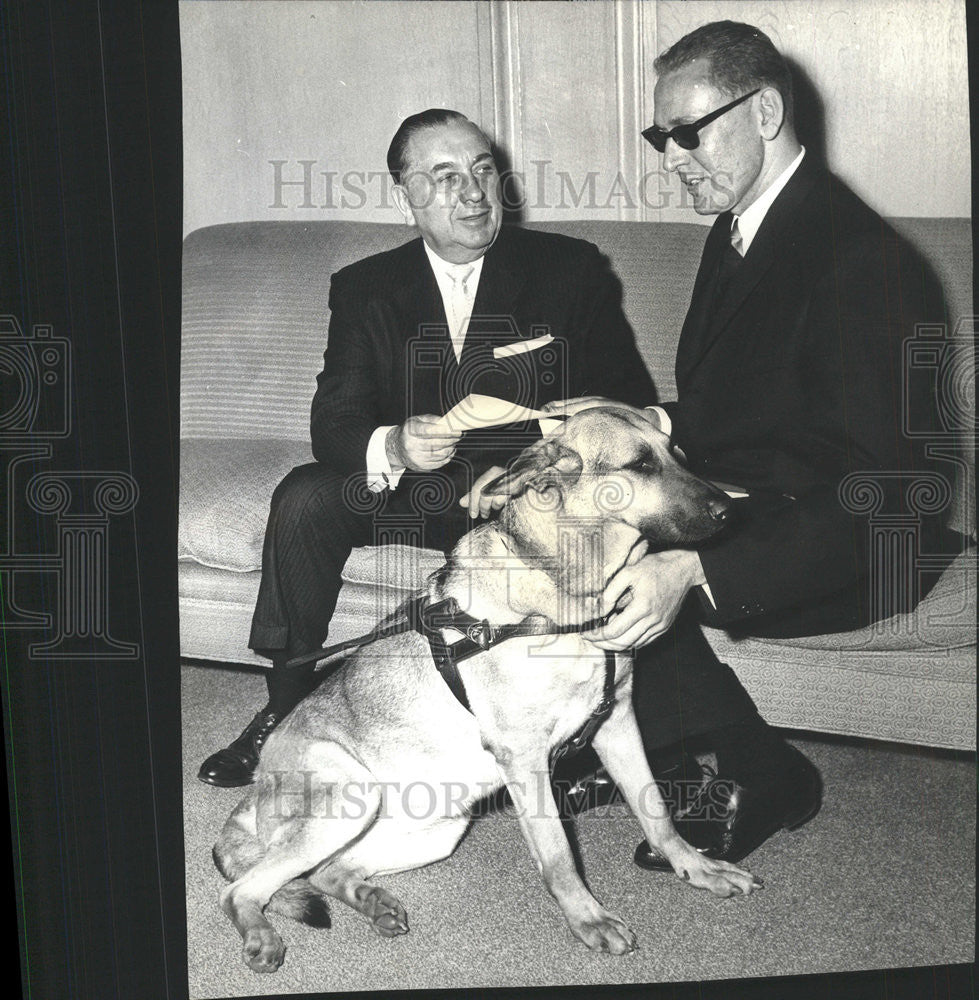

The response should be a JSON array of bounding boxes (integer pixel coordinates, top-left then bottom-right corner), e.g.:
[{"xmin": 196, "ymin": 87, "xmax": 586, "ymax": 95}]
[
  {"xmin": 676, "ymin": 212, "xmax": 732, "ymax": 383},
  {"xmin": 387, "ymin": 238, "xmax": 453, "ymax": 415},
  {"xmin": 677, "ymin": 159, "xmax": 820, "ymax": 384},
  {"xmin": 394, "ymin": 237, "xmax": 448, "ymax": 330},
  {"xmin": 465, "ymin": 226, "xmax": 530, "ymax": 350}
]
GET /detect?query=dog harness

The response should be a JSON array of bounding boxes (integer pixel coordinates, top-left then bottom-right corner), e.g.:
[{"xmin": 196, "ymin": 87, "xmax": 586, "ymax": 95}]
[{"xmin": 285, "ymin": 594, "xmax": 618, "ymax": 759}]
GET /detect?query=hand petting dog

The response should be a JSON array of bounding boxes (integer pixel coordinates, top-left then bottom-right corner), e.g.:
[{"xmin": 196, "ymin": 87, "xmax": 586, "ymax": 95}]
[
  {"xmin": 459, "ymin": 464, "xmax": 508, "ymax": 519},
  {"xmin": 586, "ymin": 548, "xmax": 707, "ymax": 650}
]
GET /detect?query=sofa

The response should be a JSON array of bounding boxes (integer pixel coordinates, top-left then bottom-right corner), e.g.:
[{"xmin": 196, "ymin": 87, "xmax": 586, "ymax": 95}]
[{"xmin": 178, "ymin": 217, "xmax": 976, "ymax": 752}]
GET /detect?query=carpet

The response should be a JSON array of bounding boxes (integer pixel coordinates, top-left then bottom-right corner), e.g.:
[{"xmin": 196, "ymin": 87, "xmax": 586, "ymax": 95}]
[{"xmin": 181, "ymin": 663, "xmax": 975, "ymax": 998}]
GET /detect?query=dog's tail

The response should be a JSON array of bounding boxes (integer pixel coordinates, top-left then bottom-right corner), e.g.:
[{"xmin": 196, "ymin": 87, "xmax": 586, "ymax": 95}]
[
  {"xmin": 213, "ymin": 790, "xmax": 331, "ymax": 928},
  {"xmin": 267, "ymin": 879, "xmax": 331, "ymax": 927}
]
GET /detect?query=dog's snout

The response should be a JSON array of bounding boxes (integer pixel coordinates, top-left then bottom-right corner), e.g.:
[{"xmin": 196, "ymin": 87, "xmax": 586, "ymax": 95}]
[{"xmin": 707, "ymin": 496, "xmax": 731, "ymax": 522}]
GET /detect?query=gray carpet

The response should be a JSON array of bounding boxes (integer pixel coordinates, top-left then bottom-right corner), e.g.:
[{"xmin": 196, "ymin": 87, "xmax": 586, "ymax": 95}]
[{"xmin": 182, "ymin": 663, "xmax": 975, "ymax": 998}]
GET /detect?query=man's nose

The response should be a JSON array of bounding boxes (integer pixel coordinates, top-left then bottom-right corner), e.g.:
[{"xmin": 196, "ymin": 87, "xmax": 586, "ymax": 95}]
[
  {"xmin": 707, "ymin": 495, "xmax": 730, "ymax": 522},
  {"xmin": 661, "ymin": 137, "xmax": 687, "ymax": 173},
  {"xmin": 459, "ymin": 172, "xmax": 485, "ymax": 202}
]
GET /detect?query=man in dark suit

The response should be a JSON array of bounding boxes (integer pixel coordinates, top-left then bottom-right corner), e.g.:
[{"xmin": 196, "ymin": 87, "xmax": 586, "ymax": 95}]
[
  {"xmin": 197, "ymin": 108, "xmax": 656, "ymax": 786},
  {"xmin": 546, "ymin": 21, "xmax": 954, "ymax": 866}
]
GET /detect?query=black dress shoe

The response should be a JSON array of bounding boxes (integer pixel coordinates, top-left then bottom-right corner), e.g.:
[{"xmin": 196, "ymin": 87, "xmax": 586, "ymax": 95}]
[
  {"xmin": 197, "ymin": 707, "xmax": 280, "ymax": 787},
  {"xmin": 634, "ymin": 743, "xmax": 822, "ymax": 871},
  {"xmin": 650, "ymin": 752, "xmax": 708, "ymax": 815}
]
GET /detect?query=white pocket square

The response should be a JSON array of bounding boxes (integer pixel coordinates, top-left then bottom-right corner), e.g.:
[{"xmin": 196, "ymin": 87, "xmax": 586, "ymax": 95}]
[{"xmin": 492, "ymin": 333, "xmax": 555, "ymax": 359}]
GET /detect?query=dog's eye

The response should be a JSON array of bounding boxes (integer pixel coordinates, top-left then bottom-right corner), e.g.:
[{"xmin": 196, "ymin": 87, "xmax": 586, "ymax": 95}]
[{"xmin": 628, "ymin": 458, "xmax": 661, "ymax": 474}]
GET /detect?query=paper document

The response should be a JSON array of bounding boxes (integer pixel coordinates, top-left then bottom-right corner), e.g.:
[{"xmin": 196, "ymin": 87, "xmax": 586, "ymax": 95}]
[
  {"xmin": 436, "ymin": 394, "xmax": 559, "ymax": 433},
  {"xmin": 709, "ymin": 481, "xmax": 750, "ymax": 499}
]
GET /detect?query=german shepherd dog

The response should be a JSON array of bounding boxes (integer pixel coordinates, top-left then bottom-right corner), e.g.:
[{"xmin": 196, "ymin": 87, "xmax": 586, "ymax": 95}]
[{"xmin": 213, "ymin": 407, "xmax": 760, "ymax": 973}]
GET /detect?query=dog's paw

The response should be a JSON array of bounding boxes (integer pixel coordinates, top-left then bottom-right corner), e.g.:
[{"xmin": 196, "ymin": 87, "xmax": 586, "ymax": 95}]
[
  {"xmin": 568, "ymin": 908, "xmax": 638, "ymax": 955},
  {"xmin": 242, "ymin": 926, "xmax": 286, "ymax": 973},
  {"xmin": 362, "ymin": 886, "xmax": 409, "ymax": 938},
  {"xmin": 673, "ymin": 847, "xmax": 762, "ymax": 898}
]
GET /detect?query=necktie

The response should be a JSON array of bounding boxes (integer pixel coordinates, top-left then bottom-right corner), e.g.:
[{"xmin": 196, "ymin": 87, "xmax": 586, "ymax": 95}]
[
  {"xmin": 714, "ymin": 216, "xmax": 743, "ymax": 303},
  {"xmin": 447, "ymin": 265, "xmax": 475, "ymax": 362},
  {"xmin": 730, "ymin": 217, "xmax": 744, "ymax": 257}
]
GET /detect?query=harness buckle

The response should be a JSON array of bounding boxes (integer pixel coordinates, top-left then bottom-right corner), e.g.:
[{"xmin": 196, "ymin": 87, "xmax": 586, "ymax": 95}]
[{"xmin": 466, "ymin": 620, "xmax": 492, "ymax": 649}]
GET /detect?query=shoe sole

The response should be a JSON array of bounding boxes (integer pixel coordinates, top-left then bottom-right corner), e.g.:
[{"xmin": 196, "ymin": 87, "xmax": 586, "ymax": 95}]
[{"xmin": 197, "ymin": 770, "xmax": 256, "ymax": 788}]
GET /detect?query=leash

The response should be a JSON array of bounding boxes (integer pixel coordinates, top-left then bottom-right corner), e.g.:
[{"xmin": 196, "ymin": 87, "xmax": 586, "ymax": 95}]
[{"xmin": 284, "ymin": 594, "xmax": 618, "ymax": 758}]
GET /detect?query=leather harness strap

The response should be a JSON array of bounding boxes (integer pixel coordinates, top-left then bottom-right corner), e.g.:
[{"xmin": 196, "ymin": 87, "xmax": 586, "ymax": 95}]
[{"xmin": 285, "ymin": 594, "xmax": 618, "ymax": 758}]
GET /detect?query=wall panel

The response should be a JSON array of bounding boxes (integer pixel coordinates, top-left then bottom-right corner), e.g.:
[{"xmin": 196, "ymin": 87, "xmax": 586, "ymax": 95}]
[{"xmin": 181, "ymin": 1, "xmax": 490, "ymax": 235}]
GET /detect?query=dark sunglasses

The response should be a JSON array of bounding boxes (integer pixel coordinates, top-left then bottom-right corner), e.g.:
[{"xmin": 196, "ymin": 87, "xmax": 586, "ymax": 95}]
[{"xmin": 641, "ymin": 88, "xmax": 760, "ymax": 153}]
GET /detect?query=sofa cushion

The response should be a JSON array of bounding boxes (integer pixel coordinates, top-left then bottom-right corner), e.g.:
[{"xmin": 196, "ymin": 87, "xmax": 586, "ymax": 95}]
[
  {"xmin": 178, "ymin": 438, "xmax": 312, "ymax": 571},
  {"xmin": 340, "ymin": 544, "xmax": 447, "ymax": 591}
]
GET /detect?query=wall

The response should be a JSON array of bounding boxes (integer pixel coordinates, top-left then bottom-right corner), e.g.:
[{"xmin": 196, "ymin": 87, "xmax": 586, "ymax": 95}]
[{"xmin": 180, "ymin": 0, "xmax": 970, "ymax": 236}]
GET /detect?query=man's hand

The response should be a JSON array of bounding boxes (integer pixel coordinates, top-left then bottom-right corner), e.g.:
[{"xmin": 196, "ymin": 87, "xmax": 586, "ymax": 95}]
[
  {"xmin": 585, "ymin": 549, "xmax": 706, "ymax": 650},
  {"xmin": 542, "ymin": 396, "xmax": 661, "ymax": 430},
  {"xmin": 459, "ymin": 465, "xmax": 508, "ymax": 519},
  {"xmin": 387, "ymin": 416, "xmax": 462, "ymax": 472}
]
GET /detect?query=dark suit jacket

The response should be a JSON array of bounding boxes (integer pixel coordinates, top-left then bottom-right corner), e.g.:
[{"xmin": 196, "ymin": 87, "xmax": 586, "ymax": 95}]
[
  {"xmin": 663, "ymin": 157, "xmax": 953, "ymax": 636},
  {"xmin": 310, "ymin": 224, "xmax": 654, "ymax": 487}
]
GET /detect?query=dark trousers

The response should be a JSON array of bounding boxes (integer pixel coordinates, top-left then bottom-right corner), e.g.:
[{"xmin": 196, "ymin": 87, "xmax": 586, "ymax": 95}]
[
  {"xmin": 631, "ymin": 601, "xmax": 761, "ymax": 752},
  {"xmin": 248, "ymin": 460, "xmax": 760, "ymax": 748}
]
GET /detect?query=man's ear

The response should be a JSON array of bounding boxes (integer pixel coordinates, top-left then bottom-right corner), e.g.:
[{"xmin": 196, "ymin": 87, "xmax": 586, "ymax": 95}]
[
  {"xmin": 482, "ymin": 438, "xmax": 582, "ymax": 500},
  {"xmin": 392, "ymin": 184, "xmax": 415, "ymax": 225},
  {"xmin": 757, "ymin": 86, "xmax": 785, "ymax": 140}
]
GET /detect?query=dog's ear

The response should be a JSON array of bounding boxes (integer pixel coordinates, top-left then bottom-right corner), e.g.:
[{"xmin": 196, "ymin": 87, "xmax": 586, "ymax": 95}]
[{"xmin": 482, "ymin": 439, "xmax": 583, "ymax": 499}]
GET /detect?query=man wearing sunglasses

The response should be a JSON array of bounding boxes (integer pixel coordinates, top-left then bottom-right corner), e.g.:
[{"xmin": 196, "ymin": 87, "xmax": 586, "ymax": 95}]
[{"xmin": 547, "ymin": 21, "xmax": 953, "ymax": 869}]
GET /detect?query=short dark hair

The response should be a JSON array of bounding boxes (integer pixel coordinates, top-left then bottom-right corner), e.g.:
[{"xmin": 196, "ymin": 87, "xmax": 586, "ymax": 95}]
[
  {"xmin": 387, "ymin": 109, "xmax": 476, "ymax": 184},
  {"xmin": 654, "ymin": 21, "xmax": 794, "ymax": 125}
]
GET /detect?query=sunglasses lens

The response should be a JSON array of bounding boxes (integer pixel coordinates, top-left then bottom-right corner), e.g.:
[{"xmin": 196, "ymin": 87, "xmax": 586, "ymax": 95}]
[
  {"xmin": 642, "ymin": 127, "xmax": 667, "ymax": 153},
  {"xmin": 642, "ymin": 125, "xmax": 699, "ymax": 153},
  {"xmin": 675, "ymin": 128, "xmax": 700, "ymax": 151}
]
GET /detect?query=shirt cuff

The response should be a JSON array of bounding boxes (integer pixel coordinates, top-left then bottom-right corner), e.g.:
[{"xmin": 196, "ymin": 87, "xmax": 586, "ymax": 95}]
[
  {"xmin": 366, "ymin": 425, "xmax": 406, "ymax": 492},
  {"xmin": 647, "ymin": 406, "xmax": 672, "ymax": 437}
]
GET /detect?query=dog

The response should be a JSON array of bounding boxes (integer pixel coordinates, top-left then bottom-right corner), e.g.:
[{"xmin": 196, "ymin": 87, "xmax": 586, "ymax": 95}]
[{"xmin": 213, "ymin": 406, "xmax": 761, "ymax": 973}]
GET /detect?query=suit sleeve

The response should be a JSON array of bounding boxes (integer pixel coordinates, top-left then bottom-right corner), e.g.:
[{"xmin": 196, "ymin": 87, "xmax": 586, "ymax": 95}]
[
  {"xmin": 569, "ymin": 244, "xmax": 656, "ymax": 407},
  {"xmin": 309, "ymin": 267, "xmax": 382, "ymax": 472},
  {"xmin": 694, "ymin": 231, "xmax": 945, "ymax": 626}
]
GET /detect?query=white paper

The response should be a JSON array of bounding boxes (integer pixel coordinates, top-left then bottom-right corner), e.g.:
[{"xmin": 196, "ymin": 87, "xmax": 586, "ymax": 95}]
[
  {"xmin": 491, "ymin": 333, "xmax": 555, "ymax": 359},
  {"xmin": 435, "ymin": 393, "xmax": 554, "ymax": 433},
  {"xmin": 709, "ymin": 480, "xmax": 750, "ymax": 498}
]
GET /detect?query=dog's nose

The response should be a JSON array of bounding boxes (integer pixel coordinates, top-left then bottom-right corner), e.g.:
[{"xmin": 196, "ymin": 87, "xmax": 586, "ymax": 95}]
[{"xmin": 707, "ymin": 497, "xmax": 730, "ymax": 522}]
